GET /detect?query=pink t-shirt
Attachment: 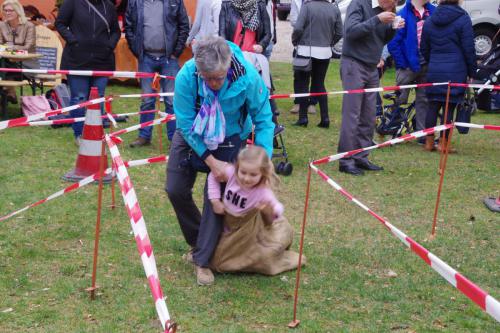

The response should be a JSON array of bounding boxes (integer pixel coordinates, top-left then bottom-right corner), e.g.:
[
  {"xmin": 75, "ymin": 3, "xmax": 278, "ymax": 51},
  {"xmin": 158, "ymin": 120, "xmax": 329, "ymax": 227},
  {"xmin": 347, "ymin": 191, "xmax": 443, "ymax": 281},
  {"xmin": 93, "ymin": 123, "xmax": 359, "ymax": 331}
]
[{"xmin": 207, "ymin": 164, "xmax": 284, "ymax": 219}]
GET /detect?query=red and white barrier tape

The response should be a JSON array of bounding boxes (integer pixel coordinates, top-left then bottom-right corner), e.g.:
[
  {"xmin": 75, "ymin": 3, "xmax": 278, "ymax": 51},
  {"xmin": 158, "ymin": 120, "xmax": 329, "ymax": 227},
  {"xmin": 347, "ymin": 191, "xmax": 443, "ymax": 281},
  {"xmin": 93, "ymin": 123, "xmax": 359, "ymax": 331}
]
[
  {"xmin": 0, "ymin": 155, "xmax": 168, "ymax": 223},
  {"xmin": 9, "ymin": 110, "xmax": 161, "ymax": 128},
  {"xmin": 117, "ymin": 92, "xmax": 175, "ymax": 98},
  {"xmin": 109, "ymin": 114, "xmax": 175, "ymax": 137},
  {"xmin": 0, "ymin": 67, "xmax": 174, "ymax": 80},
  {"xmin": 0, "ymin": 96, "xmax": 113, "ymax": 131},
  {"xmin": 105, "ymin": 135, "xmax": 174, "ymax": 333},
  {"xmin": 270, "ymin": 82, "xmax": 449, "ymax": 99},
  {"xmin": 309, "ymin": 164, "xmax": 500, "ymax": 322},
  {"xmin": 454, "ymin": 122, "xmax": 500, "ymax": 131},
  {"xmin": 313, "ymin": 124, "xmax": 453, "ymax": 165}
]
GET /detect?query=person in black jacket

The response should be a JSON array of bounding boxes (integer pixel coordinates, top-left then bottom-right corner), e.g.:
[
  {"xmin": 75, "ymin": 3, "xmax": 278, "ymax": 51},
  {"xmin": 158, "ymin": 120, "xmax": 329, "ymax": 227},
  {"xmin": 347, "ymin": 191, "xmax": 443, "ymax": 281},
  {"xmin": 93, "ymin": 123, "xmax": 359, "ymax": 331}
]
[
  {"xmin": 125, "ymin": 0, "xmax": 189, "ymax": 147},
  {"xmin": 56, "ymin": 0, "xmax": 120, "ymax": 144},
  {"xmin": 219, "ymin": 0, "xmax": 271, "ymax": 54},
  {"xmin": 420, "ymin": 0, "xmax": 477, "ymax": 153}
]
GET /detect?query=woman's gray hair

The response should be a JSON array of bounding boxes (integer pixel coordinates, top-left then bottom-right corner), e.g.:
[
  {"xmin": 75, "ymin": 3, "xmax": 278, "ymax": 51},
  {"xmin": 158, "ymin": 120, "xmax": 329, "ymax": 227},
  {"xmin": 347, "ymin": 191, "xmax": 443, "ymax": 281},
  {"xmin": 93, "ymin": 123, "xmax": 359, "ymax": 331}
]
[{"xmin": 193, "ymin": 36, "xmax": 232, "ymax": 73}]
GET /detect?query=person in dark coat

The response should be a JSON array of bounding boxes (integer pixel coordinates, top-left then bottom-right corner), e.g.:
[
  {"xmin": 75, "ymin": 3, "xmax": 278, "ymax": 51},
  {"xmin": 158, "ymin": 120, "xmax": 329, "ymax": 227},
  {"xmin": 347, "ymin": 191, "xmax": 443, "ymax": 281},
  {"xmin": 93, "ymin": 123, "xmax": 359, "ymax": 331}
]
[
  {"xmin": 56, "ymin": 0, "xmax": 120, "ymax": 143},
  {"xmin": 218, "ymin": 0, "xmax": 271, "ymax": 54},
  {"xmin": 420, "ymin": 0, "xmax": 476, "ymax": 152}
]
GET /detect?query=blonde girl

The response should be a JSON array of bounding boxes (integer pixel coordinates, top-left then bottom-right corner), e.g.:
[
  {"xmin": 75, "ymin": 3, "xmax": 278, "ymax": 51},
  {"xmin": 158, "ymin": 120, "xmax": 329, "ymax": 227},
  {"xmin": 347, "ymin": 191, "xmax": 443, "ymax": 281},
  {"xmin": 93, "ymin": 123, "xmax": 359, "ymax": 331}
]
[{"xmin": 207, "ymin": 145, "xmax": 283, "ymax": 223}]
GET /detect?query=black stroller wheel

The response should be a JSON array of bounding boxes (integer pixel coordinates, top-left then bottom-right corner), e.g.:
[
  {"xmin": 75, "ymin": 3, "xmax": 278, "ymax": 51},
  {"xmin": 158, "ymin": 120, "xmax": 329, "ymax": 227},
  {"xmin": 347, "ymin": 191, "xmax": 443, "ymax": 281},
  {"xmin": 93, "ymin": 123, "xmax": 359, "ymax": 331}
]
[{"xmin": 281, "ymin": 162, "xmax": 293, "ymax": 176}]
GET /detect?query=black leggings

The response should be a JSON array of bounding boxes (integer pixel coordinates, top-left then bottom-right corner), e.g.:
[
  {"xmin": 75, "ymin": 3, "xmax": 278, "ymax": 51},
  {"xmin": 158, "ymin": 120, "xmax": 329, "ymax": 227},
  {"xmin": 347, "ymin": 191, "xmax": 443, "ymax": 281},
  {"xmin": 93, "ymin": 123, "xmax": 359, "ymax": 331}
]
[
  {"xmin": 295, "ymin": 58, "xmax": 330, "ymax": 121},
  {"xmin": 426, "ymin": 101, "xmax": 457, "ymax": 138}
]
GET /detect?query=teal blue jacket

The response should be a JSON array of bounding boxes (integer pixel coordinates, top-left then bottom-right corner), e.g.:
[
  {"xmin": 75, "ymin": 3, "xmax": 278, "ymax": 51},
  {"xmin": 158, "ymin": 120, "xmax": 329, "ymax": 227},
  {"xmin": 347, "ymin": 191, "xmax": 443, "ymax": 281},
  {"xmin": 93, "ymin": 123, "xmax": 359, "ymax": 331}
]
[{"xmin": 173, "ymin": 42, "xmax": 274, "ymax": 158}]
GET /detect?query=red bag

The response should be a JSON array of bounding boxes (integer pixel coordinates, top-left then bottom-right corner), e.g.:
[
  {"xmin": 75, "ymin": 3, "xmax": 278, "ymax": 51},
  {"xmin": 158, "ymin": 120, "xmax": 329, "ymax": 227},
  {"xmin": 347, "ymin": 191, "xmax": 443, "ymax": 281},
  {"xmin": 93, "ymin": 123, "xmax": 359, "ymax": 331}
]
[{"xmin": 232, "ymin": 20, "xmax": 257, "ymax": 52}]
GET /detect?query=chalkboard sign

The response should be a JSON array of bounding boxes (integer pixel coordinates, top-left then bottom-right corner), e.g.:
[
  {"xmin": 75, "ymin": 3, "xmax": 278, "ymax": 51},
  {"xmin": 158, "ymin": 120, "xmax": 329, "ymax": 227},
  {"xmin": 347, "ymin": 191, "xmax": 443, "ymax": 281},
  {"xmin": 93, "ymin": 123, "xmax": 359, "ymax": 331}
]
[{"xmin": 36, "ymin": 46, "xmax": 57, "ymax": 70}]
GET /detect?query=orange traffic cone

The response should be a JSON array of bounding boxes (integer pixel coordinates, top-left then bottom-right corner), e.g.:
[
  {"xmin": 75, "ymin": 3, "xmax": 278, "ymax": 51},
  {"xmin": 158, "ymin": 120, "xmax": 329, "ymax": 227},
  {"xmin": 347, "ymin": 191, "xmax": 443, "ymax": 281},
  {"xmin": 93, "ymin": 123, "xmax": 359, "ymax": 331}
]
[{"xmin": 62, "ymin": 87, "xmax": 112, "ymax": 183}]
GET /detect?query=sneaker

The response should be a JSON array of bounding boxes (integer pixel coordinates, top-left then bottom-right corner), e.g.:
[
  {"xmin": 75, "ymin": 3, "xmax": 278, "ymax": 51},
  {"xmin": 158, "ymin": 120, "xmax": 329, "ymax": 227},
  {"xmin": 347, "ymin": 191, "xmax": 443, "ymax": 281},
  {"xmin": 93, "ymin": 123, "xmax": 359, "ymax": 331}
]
[
  {"xmin": 182, "ymin": 248, "xmax": 194, "ymax": 263},
  {"xmin": 195, "ymin": 265, "xmax": 214, "ymax": 286},
  {"xmin": 74, "ymin": 136, "xmax": 82, "ymax": 147},
  {"xmin": 129, "ymin": 137, "xmax": 151, "ymax": 148},
  {"xmin": 290, "ymin": 104, "xmax": 299, "ymax": 114},
  {"xmin": 307, "ymin": 105, "xmax": 317, "ymax": 114}
]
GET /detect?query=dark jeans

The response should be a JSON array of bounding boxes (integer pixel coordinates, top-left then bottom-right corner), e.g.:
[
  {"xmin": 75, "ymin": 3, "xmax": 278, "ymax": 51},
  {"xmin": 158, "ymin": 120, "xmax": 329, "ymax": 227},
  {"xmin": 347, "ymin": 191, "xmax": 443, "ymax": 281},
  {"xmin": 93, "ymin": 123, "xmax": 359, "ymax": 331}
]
[
  {"xmin": 295, "ymin": 58, "xmax": 330, "ymax": 122},
  {"xmin": 138, "ymin": 54, "xmax": 179, "ymax": 141},
  {"xmin": 67, "ymin": 75, "xmax": 108, "ymax": 138},
  {"xmin": 292, "ymin": 49, "xmax": 317, "ymax": 106},
  {"xmin": 166, "ymin": 131, "xmax": 232, "ymax": 267},
  {"xmin": 426, "ymin": 100, "xmax": 457, "ymax": 138}
]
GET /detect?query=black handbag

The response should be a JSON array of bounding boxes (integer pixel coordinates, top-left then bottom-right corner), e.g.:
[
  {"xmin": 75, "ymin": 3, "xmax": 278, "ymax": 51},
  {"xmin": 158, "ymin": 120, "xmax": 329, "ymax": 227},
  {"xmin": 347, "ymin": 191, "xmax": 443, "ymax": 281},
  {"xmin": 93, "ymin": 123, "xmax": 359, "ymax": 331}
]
[
  {"xmin": 292, "ymin": 7, "xmax": 312, "ymax": 72},
  {"xmin": 455, "ymin": 99, "xmax": 473, "ymax": 134},
  {"xmin": 182, "ymin": 134, "xmax": 243, "ymax": 173},
  {"xmin": 292, "ymin": 55, "xmax": 312, "ymax": 72}
]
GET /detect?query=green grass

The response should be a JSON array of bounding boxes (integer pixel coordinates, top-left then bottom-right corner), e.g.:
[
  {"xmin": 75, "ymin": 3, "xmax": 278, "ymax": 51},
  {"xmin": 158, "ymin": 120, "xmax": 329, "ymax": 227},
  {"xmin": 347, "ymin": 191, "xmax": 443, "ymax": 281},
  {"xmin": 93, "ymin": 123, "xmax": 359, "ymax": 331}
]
[{"xmin": 0, "ymin": 61, "xmax": 499, "ymax": 332}]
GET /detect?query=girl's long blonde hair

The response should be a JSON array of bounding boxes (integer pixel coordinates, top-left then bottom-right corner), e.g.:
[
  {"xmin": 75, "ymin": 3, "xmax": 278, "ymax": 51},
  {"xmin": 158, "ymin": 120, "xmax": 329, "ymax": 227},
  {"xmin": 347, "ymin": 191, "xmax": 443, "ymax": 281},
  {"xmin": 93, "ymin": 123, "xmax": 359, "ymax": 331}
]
[
  {"xmin": 1, "ymin": 0, "xmax": 28, "ymax": 24},
  {"xmin": 235, "ymin": 145, "xmax": 280, "ymax": 190}
]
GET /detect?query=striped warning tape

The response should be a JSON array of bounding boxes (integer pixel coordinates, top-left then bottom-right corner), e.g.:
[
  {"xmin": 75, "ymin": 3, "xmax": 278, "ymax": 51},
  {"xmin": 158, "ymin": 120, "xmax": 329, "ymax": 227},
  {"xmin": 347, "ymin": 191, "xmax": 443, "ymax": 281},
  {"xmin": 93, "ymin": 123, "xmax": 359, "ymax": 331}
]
[
  {"xmin": 312, "ymin": 124, "xmax": 453, "ymax": 165},
  {"xmin": 454, "ymin": 122, "xmax": 500, "ymax": 131},
  {"xmin": 0, "ymin": 155, "xmax": 168, "ymax": 223},
  {"xmin": 309, "ymin": 164, "xmax": 500, "ymax": 323},
  {"xmin": 11, "ymin": 110, "xmax": 161, "ymax": 128},
  {"xmin": 105, "ymin": 135, "xmax": 174, "ymax": 333},
  {"xmin": 0, "ymin": 96, "xmax": 113, "ymax": 131},
  {"xmin": 0, "ymin": 67, "xmax": 175, "ymax": 80},
  {"xmin": 109, "ymin": 114, "xmax": 175, "ymax": 137}
]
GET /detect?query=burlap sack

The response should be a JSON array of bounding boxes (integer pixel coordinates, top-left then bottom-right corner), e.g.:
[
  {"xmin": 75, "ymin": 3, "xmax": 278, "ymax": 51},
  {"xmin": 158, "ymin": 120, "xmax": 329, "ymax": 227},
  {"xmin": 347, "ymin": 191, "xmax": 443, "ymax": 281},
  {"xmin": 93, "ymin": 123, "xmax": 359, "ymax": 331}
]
[{"xmin": 210, "ymin": 209, "xmax": 304, "ymax": 275}]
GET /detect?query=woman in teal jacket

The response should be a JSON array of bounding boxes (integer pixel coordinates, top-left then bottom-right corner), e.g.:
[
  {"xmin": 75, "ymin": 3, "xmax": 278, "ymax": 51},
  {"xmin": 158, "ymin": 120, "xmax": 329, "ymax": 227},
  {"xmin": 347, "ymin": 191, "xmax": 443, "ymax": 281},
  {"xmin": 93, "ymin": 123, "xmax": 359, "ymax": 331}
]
[{"xmin": 166, "ymin": 36, "xmax": 274, "ymax": 286}]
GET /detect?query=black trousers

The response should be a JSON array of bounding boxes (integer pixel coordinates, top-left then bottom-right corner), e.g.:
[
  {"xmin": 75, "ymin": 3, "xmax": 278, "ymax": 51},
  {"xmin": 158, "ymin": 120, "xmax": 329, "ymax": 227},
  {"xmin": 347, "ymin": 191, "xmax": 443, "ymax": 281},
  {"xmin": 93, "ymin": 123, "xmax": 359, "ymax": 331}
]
[
  {"xmin": 294, "ymin": 58, "xmax": 330, "ymax": 122},
  {"xmin": 165, "ymin": 131, "xmax": 224, "ymax": 267},
  {"xmin": 426, "ymin": 101, "xmax": 457, "ymax": 138}
]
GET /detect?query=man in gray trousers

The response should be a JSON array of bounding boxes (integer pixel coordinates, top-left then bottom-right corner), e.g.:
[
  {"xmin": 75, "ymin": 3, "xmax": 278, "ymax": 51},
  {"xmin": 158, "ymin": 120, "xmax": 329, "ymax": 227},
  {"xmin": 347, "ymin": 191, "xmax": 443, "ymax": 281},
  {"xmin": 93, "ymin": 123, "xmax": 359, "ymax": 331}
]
[{"xmin": 337, "ymin": 0, "xmax": 404, "ymax": 175}]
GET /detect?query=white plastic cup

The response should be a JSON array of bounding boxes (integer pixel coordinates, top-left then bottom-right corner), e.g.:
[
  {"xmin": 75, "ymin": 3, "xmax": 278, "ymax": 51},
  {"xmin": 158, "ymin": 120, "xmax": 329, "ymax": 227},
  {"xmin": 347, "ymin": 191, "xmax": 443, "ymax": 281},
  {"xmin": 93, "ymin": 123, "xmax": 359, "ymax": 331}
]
[{"xmin": 392, "ymin": 15, "xmax": 402, "ymax": 29}]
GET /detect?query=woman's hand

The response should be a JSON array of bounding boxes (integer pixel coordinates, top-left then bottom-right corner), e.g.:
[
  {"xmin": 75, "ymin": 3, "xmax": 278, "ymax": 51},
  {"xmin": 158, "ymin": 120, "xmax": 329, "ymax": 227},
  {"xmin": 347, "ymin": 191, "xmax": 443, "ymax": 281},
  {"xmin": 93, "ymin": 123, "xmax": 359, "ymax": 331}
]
[
  {"xmin": 253, "ymin": 44, "xmax": 263, "ymax": 54},
  {"xmin": 377, "ymin": 11, "xmax": 395, "ymax": 24},
  {"xmin": 205, "ymin": 155, "xmax": 228, "ymax": 182},
  {"xmin": 211, "ymin": 199, "xmax": 225, "ymax": 215}
]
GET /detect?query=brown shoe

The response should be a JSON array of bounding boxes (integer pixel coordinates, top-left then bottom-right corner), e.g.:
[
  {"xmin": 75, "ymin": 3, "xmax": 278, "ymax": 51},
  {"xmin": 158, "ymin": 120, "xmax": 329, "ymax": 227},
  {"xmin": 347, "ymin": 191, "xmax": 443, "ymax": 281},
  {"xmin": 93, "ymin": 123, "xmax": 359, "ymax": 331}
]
[
  {"xmin": 424, "ymin": 135, "xmax": 435, "ymax": 151},
  {"xmin": 195, "ymin": 265, "xmax": 214, "ymax": 286},
  {"xmin": 289, "ymin": 104, "xmax": 299, "ymax": 114},
  {"xmin": 129, "ymin": 137, "xmax": 151, "ymax": 148}
]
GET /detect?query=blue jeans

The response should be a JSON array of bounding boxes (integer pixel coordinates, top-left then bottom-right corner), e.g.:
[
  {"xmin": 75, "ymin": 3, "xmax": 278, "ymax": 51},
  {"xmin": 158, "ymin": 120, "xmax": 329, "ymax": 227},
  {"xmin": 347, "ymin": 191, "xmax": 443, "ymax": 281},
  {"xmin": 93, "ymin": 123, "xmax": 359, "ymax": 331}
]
[
  {"xmin": 138, "ymin": 54, "xmax": 179, "ymax": 141},
  {"xmin": 67, "ymin": 75, "xmax": 108, "ymax": 138}
]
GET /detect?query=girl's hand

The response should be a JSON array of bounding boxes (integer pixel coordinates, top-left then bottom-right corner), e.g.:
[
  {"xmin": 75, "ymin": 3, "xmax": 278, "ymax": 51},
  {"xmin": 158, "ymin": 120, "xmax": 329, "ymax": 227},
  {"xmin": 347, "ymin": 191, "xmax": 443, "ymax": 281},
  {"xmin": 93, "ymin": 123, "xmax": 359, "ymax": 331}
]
[
  {"xmin": 211, "ymin": 199, "xmax": 225, "ymax": 215},
  {"xmin": 253, "ymin": 44, "xmax": 263, "ymax": 54},
  {"xmin": 256, "ymin": 201, "xmax": 275, "ymax": 225}
]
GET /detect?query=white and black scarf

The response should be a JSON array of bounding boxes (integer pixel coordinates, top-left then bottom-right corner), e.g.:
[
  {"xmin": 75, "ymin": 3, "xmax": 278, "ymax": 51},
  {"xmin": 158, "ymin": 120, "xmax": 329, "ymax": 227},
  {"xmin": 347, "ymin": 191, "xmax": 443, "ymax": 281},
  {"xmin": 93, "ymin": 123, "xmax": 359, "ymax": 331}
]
[{"xmin": 230, "ymin": 0, "xmax": 260, "ymax": 31}]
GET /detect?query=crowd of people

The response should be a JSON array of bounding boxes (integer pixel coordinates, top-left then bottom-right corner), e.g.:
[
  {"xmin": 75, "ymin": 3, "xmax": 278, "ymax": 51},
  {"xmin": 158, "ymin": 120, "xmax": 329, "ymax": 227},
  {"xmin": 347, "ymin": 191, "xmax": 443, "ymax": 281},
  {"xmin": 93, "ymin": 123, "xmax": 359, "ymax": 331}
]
[{"xmin": 0, "ymin": 0, "xmax": 481, "ymax": 286}]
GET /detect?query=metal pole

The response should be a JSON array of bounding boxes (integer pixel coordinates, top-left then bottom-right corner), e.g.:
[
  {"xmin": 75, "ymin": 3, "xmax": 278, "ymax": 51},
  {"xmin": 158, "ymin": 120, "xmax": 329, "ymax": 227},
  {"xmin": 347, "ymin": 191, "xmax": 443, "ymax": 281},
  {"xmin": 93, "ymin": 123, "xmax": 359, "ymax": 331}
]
[{"xmin": 288, "ymin": 166, "xmax": 312, "ymax": 328}]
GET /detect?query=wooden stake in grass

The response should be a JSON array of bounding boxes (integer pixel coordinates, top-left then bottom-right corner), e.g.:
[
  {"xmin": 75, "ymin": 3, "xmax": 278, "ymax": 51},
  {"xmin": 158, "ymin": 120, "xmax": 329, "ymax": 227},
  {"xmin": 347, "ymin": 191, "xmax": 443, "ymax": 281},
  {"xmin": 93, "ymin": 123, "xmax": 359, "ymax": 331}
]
[
  {"xmin": 288, "ymin": 165, "xmax": 312, "ymax": 329},
  {"xmin": 152, "ymin": 73, "xmax": 163, "ymax": 154},
  {"xmin": 87, "ymin": 139, "xmax": 107, "ymax": 299},
  {"xmin": 431, "ymin": 83, "xmax": 452, "ymax": 238}
]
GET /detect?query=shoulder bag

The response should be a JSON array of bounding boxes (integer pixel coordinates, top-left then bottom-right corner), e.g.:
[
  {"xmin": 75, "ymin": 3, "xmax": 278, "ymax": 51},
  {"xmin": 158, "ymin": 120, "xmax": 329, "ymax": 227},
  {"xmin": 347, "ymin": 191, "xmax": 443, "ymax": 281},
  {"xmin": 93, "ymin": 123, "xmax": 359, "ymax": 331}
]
[{"xmin": 292, "ymin": 7, "xmax": 312, "ymax": 72}]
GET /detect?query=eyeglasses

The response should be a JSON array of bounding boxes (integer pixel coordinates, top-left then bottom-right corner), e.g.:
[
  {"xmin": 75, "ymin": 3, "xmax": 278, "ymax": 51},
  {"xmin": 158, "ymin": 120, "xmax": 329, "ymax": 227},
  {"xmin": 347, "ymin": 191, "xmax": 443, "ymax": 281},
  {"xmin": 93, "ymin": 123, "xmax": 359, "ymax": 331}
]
[{"xmin": 3, "ymin": 9, "xmax": 15, "ymax": 13}]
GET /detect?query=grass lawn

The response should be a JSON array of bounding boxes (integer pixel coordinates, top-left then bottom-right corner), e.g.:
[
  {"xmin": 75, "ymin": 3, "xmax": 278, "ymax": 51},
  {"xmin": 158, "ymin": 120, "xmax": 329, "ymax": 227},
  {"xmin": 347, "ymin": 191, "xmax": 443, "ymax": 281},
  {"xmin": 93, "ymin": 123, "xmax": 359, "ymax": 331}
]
[{"xmin": 0, "ymin": 61, "xmax": 499, "ymax": 332}]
